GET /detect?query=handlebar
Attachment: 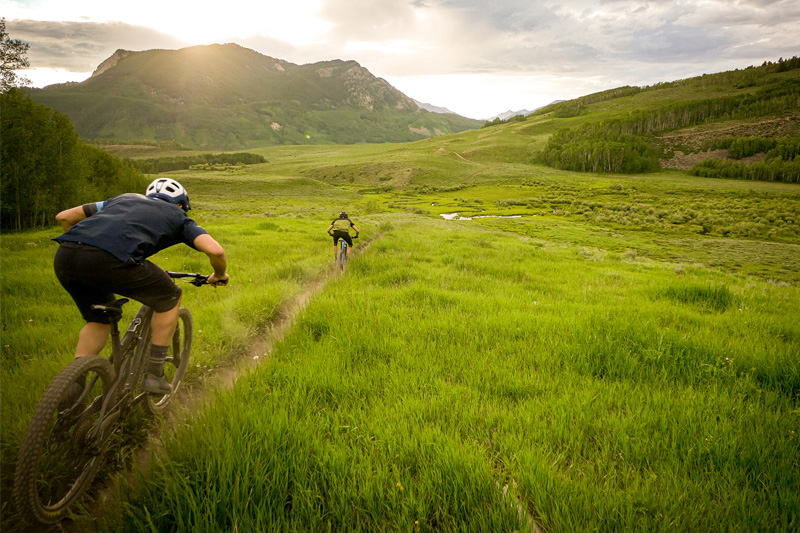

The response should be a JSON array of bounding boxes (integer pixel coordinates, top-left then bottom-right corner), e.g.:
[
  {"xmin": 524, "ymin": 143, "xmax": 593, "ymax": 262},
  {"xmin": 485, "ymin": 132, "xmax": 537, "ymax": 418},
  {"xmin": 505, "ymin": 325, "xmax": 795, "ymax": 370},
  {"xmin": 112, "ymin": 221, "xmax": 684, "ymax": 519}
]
[{"xmin": 166, "ymin": 271, "xmax": 228, "ymax": 287}]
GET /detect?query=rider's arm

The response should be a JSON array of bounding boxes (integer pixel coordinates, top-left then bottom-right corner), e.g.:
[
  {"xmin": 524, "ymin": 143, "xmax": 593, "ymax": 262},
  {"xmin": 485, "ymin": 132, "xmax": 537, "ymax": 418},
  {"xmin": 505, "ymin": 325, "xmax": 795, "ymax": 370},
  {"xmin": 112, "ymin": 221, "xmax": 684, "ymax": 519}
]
[
  {"xmin": 193, "ymin": 233, "xmax": 229, "ymax": 286},
  {"xmin": 55, "ymin": 206, "xmax": 88, "ymax": 231},
  {"xmin": 326, "ymin": 224, "xmax": 334, "ymax": 235},
  {"xmin": 352, "ymin": 224, "xmax": 360, "ymax": 235},
  {"xmin": 56, "ymin": 202, "xmax": 104, "ymax": 231}
]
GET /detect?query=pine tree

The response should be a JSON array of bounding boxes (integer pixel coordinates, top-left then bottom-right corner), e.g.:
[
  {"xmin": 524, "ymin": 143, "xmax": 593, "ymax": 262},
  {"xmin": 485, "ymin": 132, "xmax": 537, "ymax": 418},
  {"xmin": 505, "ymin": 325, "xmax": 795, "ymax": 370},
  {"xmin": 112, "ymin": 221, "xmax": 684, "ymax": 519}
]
[{"xmin": 0, "ymin": 18, "xmax": 31, "ymax": 92}]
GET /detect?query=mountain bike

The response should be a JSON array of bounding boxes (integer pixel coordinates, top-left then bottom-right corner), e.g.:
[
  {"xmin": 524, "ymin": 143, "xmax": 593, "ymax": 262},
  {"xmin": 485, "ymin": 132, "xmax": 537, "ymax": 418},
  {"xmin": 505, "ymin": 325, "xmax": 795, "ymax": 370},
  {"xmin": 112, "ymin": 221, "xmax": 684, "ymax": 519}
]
[
  {"xmin": 13, "ymin": 271, "xmax": 216, "ymax": 525},
  {"xmin": 336, "ymin": 234, "xmax": 358, "ymax": 270}
]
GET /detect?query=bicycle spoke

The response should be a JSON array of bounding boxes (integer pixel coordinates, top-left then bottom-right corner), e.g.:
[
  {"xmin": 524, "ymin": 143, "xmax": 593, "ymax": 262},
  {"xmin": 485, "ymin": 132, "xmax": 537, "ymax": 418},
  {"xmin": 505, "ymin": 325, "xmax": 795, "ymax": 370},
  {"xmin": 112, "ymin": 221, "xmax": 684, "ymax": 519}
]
[
  {"xmin": 15, "ymin": 356, "xmax": 114, "ymax": 524},
  {"xmin": 32, "ymin": 369, "xmax": 107, "ymax": 513}
]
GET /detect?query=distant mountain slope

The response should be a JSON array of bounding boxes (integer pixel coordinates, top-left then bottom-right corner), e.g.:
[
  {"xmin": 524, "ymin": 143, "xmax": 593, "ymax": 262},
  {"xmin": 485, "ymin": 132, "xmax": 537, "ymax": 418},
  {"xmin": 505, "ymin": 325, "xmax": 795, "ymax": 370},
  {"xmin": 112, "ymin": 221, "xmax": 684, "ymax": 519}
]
[
  {"xmin": 492, "ymin": 109, "xmax": 534, "ymax": 121},
  {"xmin": 518, "ymin": 58, "xmax": 800, "ymax": 177},
  {"xmin": 27, "ymin": 44, "xmax": 482, "ymax": 150},
  {"xmin": 412, "ymin": 99, "xmax": 457, "ymax": 115}
]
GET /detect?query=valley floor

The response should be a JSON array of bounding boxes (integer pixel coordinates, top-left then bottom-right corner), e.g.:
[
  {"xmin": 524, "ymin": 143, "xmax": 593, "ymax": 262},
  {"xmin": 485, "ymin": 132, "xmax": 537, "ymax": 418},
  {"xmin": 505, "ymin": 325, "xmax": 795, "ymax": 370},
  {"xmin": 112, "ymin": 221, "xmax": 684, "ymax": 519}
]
[{"xmin": 2, "ymin": 159, "xmax": 799, "ymax": 531}]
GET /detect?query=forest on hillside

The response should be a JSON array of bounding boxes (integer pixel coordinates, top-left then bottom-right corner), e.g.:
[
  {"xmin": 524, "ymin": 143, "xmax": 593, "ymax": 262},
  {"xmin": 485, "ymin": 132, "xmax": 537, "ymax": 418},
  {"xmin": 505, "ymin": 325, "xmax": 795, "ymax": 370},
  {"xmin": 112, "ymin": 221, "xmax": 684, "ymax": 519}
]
[
  {"xmin": 535, "ymin": 57, "xmax": 800, "ymax": 181},
  {"xmin": 0, "ymin": 89, "xmax": 148, "ymax": 230}
]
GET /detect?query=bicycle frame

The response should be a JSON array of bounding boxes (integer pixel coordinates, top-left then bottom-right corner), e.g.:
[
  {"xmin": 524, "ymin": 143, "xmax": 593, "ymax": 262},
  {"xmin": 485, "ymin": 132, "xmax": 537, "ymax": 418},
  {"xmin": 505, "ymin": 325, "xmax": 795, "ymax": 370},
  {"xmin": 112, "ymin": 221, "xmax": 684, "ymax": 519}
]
[
  {"xmin": 69, "ymin": 271, "xmax": 212, "ymax": 449},
  {"xmin": 14, "ymin": 271, "xmax": 211, "ymax": 526},
  {"xmin": 85, "ymin": 303, "xmax": 153, "ymax": 449},
  {"xmin": 339, "ymin": 238, "xmax": 348, "ymax": 267}
]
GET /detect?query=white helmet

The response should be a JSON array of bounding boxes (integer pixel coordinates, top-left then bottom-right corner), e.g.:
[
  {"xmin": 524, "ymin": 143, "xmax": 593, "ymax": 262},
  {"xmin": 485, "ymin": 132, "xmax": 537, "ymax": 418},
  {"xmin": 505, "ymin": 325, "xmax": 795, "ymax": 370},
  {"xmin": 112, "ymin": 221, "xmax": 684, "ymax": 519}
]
[{"xmin": 145, "ymin": 178, "xmax": 191, "ymax": 211}]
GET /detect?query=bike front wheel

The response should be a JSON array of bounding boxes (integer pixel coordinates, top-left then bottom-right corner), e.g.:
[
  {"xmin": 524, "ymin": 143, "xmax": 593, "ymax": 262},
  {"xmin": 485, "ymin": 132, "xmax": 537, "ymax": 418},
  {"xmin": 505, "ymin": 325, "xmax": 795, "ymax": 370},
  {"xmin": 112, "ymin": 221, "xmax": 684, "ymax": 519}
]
[
  {"xmin": 143, "ymin": 307, "xmax": 193, "ymax": 415},
  {"xmin": 14, "ymin": 355, "xmax": 114, "ymax": 525}
]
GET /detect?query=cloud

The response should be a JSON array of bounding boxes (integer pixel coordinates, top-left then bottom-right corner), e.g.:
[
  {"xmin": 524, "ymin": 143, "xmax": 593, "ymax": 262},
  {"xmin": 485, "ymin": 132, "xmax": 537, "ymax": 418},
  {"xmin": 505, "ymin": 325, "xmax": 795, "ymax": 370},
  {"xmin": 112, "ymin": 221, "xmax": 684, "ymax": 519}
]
[
  {"xmin": 3, "ymin": 0, "xmax": 799, "ymax": 117},
  {"xmin": 623, "ymin": 24, "xmax": 730, "ymax": 62},
  {"xmin": 8, "ymin": 19, "xmax": 187, "ymax": 71}
]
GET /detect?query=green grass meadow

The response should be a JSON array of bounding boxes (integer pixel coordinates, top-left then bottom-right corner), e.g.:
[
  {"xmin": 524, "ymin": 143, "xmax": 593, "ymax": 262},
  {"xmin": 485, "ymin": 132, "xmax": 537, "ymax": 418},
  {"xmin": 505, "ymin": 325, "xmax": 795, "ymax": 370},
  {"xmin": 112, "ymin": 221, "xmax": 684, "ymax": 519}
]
[
  {"xmin": 105, "ymin": 215, "xmax": 800, "ymax": 532},
  {"xmin": 2, "ymin": 135, "xmax": 800, "ymax": 531}
]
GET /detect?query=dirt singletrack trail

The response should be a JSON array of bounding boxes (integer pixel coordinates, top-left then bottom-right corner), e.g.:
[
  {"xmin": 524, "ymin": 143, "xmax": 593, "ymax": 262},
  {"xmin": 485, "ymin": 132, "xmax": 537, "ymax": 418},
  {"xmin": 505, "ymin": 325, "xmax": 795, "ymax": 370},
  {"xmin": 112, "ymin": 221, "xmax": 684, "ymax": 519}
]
[{"xmin": 452, "ymin": 151, "xmax": 490, "ymax": 179}]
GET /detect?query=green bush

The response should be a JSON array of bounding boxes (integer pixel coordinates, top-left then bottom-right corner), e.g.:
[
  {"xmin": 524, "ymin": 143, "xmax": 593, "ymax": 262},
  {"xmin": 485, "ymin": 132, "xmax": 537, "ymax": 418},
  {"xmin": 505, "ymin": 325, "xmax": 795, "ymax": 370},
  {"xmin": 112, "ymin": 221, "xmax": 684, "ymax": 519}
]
[
  {"xmin": 662, "ymin": 283, "xmax": 736, "ymax": 312},
  {"xmin": 128, "ymin": 152, "xmax": 266, "ymax": 174},
  {"xmin": 690, "ymin": 158, "xmax": 800, "ymax": 183}
]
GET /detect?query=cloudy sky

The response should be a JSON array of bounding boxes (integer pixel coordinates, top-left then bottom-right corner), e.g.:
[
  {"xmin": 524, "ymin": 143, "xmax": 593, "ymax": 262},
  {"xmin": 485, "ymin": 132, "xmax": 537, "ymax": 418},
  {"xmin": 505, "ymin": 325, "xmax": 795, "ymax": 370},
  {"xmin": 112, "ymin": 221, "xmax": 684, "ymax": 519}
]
[{"xmin": 3, "ymin": 0, "xmax": 799, "ymax": 119}]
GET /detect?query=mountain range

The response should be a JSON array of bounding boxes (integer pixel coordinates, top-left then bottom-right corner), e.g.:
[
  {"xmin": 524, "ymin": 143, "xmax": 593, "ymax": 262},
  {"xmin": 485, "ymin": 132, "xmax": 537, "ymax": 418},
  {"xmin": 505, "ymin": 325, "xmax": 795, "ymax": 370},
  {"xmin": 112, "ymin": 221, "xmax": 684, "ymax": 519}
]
[{"xmin": 27, "ymin": 44, "xmax": 483, "ymax": 150}]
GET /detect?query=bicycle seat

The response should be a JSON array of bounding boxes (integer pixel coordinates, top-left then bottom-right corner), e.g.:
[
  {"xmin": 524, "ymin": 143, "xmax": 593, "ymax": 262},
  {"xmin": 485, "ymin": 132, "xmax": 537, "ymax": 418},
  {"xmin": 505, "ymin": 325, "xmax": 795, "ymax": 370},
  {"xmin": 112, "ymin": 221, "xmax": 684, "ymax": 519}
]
[{"xmin": 90, "ymin": 299, "xmax": 129, "ymax": 320}]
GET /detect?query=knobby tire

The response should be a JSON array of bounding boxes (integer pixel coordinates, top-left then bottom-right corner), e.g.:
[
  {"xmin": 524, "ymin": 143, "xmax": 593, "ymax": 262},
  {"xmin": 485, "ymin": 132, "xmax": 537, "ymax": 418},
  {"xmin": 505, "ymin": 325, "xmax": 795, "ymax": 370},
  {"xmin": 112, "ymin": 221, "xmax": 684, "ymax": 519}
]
[
  {"xmin": 14, "ymin": 355, "xmax": 114, "ymax": 525},
  {"xmin": 143, "ymin": 307, "xmax": 193, "ymax": 414},
  {"xmin": 339, "ymin": 242, "xmax": 348, "ymax": 271}
]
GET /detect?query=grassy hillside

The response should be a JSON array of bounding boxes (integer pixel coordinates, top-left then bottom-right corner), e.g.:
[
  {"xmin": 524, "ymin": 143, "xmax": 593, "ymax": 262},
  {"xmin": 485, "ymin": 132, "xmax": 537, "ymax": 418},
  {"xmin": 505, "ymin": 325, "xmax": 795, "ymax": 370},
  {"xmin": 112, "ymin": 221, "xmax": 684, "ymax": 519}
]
[
  {"xmin": 26, "ymin": 44, "xmax": 482, "ymax": 150},
  {"xmin": 496, "ymin": 58, "xmax": 800, "ymax": 179}
]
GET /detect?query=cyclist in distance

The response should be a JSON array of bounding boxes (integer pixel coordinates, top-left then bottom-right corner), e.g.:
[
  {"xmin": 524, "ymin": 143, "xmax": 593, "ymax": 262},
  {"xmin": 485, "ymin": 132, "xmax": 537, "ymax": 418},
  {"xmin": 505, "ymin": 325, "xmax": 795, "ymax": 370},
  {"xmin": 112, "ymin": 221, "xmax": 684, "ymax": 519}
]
[
  {"xmin": 53, "ymin": 178, "xmax": 229, "ymax": 395},
  {"xmin": 327, "ymin": 211, "xmax": 360, "ymax": 260}
]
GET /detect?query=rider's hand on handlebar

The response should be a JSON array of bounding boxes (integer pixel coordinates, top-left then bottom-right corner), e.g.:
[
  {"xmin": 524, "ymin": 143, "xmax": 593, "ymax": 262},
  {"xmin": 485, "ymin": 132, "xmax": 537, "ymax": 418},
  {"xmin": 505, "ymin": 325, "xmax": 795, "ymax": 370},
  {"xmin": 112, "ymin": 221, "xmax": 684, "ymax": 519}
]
[{"xmin": 208, "ymin": 273, "xmax": 229, "ymax": 287}]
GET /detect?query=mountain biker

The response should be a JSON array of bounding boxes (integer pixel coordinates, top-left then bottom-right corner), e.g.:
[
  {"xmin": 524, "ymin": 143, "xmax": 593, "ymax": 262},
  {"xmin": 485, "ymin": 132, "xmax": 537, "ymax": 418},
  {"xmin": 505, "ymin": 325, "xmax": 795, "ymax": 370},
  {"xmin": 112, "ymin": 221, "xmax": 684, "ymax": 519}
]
[
  {"xmin": 327, "ymin": 211, "xmax": 360, "ymax": 259},
  {"xmin": 53, "ymin": 178, "xmax": 229, "ymax": 395}
]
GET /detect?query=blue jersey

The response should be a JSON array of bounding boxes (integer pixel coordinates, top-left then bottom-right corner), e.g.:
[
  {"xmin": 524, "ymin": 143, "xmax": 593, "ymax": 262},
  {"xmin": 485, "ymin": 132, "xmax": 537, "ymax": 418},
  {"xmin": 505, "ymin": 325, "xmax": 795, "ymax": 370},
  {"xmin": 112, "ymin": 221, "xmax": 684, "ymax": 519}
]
[{"xmin": 54, "ymin": 193, "xmax": 208, "ymax": 262}]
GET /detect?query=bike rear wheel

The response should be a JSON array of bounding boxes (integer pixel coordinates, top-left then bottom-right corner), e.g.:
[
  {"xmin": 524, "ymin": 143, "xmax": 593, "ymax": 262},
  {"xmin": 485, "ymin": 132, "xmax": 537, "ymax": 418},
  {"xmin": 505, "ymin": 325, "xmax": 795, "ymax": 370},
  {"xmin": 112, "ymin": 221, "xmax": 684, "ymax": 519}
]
[
  {"xmin": 14, "ymin": 355, "xmax": 114, "ymax": 525},
  {"xmin": 339, "ymin": 242, "xmax": 348, "ymax": 270},
  {"xmin": 143, "ymin": 307, "xmax": 193, "ymax": 414}
]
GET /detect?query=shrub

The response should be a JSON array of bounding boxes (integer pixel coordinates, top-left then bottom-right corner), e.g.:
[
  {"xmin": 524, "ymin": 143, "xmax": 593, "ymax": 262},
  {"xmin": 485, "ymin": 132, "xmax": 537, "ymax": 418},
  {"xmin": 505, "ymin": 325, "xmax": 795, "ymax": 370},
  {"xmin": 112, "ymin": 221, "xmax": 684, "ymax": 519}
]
[{"xmin": 662, "ymin": 283, "xmax": 736, "ymax": 312}]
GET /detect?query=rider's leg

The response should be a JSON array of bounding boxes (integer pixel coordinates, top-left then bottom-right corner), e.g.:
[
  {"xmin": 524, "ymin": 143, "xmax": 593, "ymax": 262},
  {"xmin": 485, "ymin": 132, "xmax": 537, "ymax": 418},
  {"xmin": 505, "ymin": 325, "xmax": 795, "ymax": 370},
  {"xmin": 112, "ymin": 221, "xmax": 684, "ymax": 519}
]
[
  {"xmin": 142, "ymin": 301, "xmax": 181, "ymax": 394},
  {"xmin": 64, "ymin": 321, "xmax": 110, "ymax": 408},
  {"xmin": 75, "ymin": 322, "xmax": 111, "ymax": 357},
  {"xmin": 334, "ymin": 234, "xmax": 342, "ymax": 260},
  {"xmin": 150, "ymin": 302, "xmax": 181, "ymax": 346}
]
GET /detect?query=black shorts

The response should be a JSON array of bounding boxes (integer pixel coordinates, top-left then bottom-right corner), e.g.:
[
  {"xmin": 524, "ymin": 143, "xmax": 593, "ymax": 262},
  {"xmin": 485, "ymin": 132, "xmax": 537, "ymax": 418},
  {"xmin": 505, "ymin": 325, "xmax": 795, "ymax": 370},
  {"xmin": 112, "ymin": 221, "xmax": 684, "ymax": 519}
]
[
  {"xmin": 54, "ymin": 242, "xmax": 182, "ymax": 323},
  {"xmin": 332, "ymin": 231, "xmax": 353, "ymax": 247}
]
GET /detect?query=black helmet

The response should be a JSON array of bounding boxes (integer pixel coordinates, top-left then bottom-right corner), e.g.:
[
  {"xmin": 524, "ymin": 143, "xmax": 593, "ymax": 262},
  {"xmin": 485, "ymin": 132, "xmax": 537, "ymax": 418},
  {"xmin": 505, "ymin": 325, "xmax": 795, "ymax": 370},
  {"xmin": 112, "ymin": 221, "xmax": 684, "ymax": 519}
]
[{"xmin": 339, "ymin": 211, "xmax": 348, "ymax": 218}]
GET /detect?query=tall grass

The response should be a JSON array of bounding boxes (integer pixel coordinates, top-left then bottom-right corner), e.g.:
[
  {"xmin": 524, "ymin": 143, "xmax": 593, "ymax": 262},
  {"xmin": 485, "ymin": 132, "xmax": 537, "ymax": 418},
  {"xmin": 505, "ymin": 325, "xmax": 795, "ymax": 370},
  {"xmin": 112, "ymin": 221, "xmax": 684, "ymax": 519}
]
[
  {"xmin": 105, "ymin": 217, "xmax": 798, "ymax": 531},
  {"xmin": 2, "ymin": 140, "xmax": 799, "ymax": 531},
  {"xmin": 0, "ymin": 173, "xmax": 353, "ymax": 530}
]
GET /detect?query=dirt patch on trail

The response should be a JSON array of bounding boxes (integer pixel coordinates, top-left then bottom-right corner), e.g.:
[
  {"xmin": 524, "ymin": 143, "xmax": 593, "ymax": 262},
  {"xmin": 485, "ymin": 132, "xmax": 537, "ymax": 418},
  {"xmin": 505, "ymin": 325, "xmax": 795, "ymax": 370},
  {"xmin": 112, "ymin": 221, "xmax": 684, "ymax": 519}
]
[
  {"xmin": 206, "ymin": 275, "xmax": 326, "ymax": 393},
  {"xmin": 661, "ymin": 149, "xmax": 768, "ymax": 170},
  {"xmin": 660, "ymin": 149, "xmax": 728, "ymax": 170},
  {"xmin": 658, "ymin": 114, "xmax": 800, "ymax": 170},
  {"xmin": 659, "ymin": 114, "xmax": 800, "ymax": 150}
]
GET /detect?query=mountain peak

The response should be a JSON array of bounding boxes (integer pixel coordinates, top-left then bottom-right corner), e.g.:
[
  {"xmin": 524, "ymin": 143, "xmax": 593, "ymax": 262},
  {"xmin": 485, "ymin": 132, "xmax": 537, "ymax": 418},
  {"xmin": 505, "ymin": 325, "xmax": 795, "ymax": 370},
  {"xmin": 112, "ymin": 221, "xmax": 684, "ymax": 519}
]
[
  {"xmin": 413, "ymin": 99, "xmax": 457, "ymax": 115},
  {"xmin": 32, "ymin": 44, "xmax": 482, "ymax": 149},
  {"xmin": 92, "ymin": 49, "xmax": 133, "ymax": 77}
]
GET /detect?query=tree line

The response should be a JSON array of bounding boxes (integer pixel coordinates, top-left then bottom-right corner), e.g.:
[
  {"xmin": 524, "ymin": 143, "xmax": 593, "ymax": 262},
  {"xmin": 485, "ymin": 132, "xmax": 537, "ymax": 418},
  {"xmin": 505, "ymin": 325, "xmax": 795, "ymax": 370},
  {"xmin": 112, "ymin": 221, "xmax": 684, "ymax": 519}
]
[
  {"xmin": 1, "ymin": 89, "xmax": 149, "ymax": 231},
  {"xmin": 126, "ymin": 152, "xmax": 266, "ymax": 174},
  {"xmin": 539, "ymin": 128, "xmax": 661, "ymax": 174},
  {"xmin": 533, "ymin": 86, "xmax": 642, "ymax": 118},
  {"xmin": 689, "ymin": 136, "xmax": 800, "ymax": 183},
  {"xmin": 689, "ymin": 159, "xmax": 800, "ymax": 183},
  {"xmin": 482, "ymin": 113, "xmax": 528, "ymax": 128},
  {"xmin": 539, "ymin": 76, "xmax": 800, "ymax": 176},
  {"xmin": 704, "ymin": 137, "xmax": 800, "ymax": 161},
  {"xmin": 605, "ymin": 79, "xmax": 800, "ymax": 137}
]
